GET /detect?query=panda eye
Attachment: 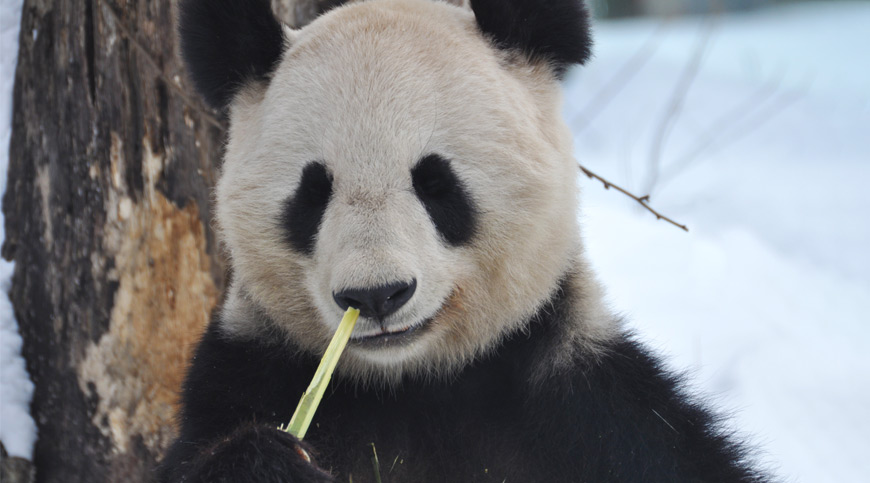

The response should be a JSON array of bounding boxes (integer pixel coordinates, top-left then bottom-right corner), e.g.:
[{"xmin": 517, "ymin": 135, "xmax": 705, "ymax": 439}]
[
  {"xmin": 414, "ymin": 169, "xmax": 449, "ymax": 197},
  {"xmin": 280, "ymin": 162, "xmax": 333, "ymax": 255},
  {"xmin": 411, "ymin": 154, "xmax": 477, "ymax": 246}
]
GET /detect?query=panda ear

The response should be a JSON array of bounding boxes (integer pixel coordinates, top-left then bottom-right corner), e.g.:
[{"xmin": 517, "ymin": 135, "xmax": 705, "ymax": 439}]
[
  {"xmin": 470, "ymin": 0, "xmax": 593, "ymax": 78},
  {"xmin": 179, "ymin": 0, "xmax": 287, "ymax": 112}
]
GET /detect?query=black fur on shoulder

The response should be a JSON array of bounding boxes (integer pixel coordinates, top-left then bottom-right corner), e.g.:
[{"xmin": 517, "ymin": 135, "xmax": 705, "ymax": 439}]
[
  {"xmin": 470, "ymin": 0, "xmax": 593, "ymax": 78},
  {"xmin": 161, "ymin": 276, "xmax": 769, "ymax": 482},
  {"xmin": 178, "ymin": 0, "xmax": 286, "ymax": 111}
]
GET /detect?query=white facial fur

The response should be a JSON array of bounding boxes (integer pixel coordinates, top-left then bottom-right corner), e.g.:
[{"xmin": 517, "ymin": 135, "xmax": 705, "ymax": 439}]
[{"xmin": 216, "ymin": 0, "xmax": 613, "ymax": 384}]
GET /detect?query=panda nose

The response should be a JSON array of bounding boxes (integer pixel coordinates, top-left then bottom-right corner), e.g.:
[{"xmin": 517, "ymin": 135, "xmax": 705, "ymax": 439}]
[{"xmin": 333, "ymin": 280, "xmax": 417, "ymax": 320}]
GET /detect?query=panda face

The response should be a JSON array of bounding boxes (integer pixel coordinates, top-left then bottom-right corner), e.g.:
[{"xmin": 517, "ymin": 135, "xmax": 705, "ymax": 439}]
[{"xmin": 210, "ymin": 0, "xmax": 590, "ymax": 380}]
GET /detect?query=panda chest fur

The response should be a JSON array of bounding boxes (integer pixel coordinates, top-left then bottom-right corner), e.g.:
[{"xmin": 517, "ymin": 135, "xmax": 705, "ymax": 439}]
[
  {"xmin": 190, "ymin": 282, "xmax": 588, "ymax": 482},
  {"xmin": 309, "ymin": 332, "xmax": 547, "ymax": 481}
]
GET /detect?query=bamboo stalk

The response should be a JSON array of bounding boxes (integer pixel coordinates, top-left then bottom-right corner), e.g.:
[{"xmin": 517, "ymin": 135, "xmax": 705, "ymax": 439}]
[{"xmin": 281, "ymin": 307, "xmax": 360, "ymax": 439}]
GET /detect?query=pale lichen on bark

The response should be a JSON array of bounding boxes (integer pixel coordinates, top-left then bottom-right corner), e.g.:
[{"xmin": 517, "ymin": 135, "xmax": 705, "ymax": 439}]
[{"xmin": 78, "ymin": 136, "xmax": 217, "ymax": 455}]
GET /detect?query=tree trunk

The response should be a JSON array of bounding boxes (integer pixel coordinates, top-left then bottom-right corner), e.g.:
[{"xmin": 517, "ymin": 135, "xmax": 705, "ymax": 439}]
[{"xmin": 2, "ymin": 1, "xmax": 326, "ymax": 481}]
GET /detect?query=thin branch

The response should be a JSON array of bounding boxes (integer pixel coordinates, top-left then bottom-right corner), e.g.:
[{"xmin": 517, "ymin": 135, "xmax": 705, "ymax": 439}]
[
  {"xmin": 572, "ymin": 22, "xmax": 667, "ymax": 133},
  {"xmin": 709, "ymin": 89, "xmax": 802, "ymax": 153},
  {"xmin": 579, "ymin": 165, "xmax": 688, "ymax": 232},
  {"xmin": 658, "ymin": 67, "xmax": 786, "ymax": 186},
  {"xmin": 645, "ymin": 20, "xmax": 714, "ymax": 195},
  {"xmin": 658, "ymin": 78, "xmax": 806, "ymax": 193}
]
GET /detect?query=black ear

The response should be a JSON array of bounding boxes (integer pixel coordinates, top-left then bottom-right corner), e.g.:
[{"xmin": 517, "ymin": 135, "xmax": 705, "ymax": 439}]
[
  {"xmin": 470, "ymin": 0, "xmax": 593, "ymax": 78},
  {"xmin": 179, "ymin": 0, "xmax": 286, "ymax": 111}
]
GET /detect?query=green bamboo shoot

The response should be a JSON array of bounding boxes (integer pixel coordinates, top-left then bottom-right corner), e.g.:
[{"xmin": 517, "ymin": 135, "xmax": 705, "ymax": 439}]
[{"xmin": 280, "ymin": 307, "xmax": 360, "ymax": 439}]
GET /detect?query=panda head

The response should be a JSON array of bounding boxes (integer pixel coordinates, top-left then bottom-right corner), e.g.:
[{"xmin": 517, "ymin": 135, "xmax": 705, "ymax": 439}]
[{"xmin": 180, "ymin": 0, "xmax": 594, "ymax": 382}]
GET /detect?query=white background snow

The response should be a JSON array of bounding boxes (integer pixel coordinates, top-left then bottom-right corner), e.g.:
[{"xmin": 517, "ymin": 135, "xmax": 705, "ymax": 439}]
[
  {"xmin": 0, "ymin": 0, "xmax": 867, "ymax": 480},
  {"xmin": 1, "ymin": 0, "xmax": 35, "ymax": 461},
  {"xmin": 565, "ymin": 2, "xmax": 870, "ymax": 481}
]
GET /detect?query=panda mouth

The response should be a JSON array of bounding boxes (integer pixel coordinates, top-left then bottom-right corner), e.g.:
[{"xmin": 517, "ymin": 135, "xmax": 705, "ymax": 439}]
[{"xmin": 350, "ymin": 317, "xmax": 432, "ymax": 348}]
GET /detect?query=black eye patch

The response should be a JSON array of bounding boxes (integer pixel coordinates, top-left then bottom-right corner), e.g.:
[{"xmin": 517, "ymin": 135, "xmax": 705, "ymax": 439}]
[
  {"xmin": 280, "ymin": 162, "xmax": 333, "ymax": 255},
  {"xmin": 411, "ymin": 154, "xmax": 477, "ymax": 246}
]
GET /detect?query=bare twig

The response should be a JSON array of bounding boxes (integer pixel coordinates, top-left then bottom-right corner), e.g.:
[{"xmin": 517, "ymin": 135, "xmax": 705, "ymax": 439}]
[
  {"xmin": 645, "ymin": 20, "xmax": 715, "ymax": 194},
  {"xmin": 705, "ymin": 86, "xmax": 804, "ymax": 152},
  {"xmin": 658, "ymin": 68, "xmax": 786, "ymax": 186},
  {"xmin": 572, "ymin": 22, "xmax": 667, "ymax": 133},
  {"xmin": 579, "ymin": 165, "xmax": 688, "ymax": 232},
  {"xmin": 658, "ymin": 76, "xmax": 807, "ymax": 192},
  {"xmin": 652, "ymin": 408, "xmax": 679, "ymax": 434},
  {"xmin": 710, "ymin": 89, "xmax": 802, "ymax": 152}
]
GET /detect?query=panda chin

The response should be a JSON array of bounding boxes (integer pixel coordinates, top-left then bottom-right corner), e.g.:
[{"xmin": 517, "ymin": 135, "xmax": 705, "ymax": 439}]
[{"xmin": 349, "ymin": 317, "xmax": 433, "ymax": 349}]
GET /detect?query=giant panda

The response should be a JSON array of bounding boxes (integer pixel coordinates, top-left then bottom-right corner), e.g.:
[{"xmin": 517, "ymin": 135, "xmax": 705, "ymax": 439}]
[{"xmin": 162, "ymin": 0, "xmax": 769, "ymax": 481}]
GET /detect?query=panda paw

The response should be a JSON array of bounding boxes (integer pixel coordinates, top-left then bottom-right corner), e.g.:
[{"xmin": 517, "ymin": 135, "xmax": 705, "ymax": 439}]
[{"xmin": 165, "ymin": 423, "xmax": 335, "ymax": 483}]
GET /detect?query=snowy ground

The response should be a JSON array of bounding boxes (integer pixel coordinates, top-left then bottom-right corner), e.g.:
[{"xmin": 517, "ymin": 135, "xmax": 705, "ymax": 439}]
[
  {"xmin": 0, "ymin": 0, "xmax": 867, "ymax": 479},
  {"xmin": 0, "ymin": 0, "xmax": 35, "ymax": 461},
  {"xmin": 564, "ymin": 2, "xmax": 870, "ymax": 482}
]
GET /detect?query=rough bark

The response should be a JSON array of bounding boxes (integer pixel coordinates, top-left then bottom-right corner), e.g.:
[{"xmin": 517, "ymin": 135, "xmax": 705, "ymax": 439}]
[
  {"xmin": 273, "ymin": 0, "xmax": 347, "ymax": 27},
  {"xmin": 1, "ymin": 443, "xmax": 34, "ymax": 483},
  {"xmin": 2, "ymin": 1, "xmax": 328, "ymax": 482}
]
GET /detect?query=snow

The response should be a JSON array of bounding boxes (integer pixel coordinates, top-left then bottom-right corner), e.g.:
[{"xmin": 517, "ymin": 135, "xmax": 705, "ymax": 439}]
[
  {"xmin": 0, "ymin": 0, "xmax": 867, "ymax": 478},
  {"xmin": 563, "ymin": 2, "xmax": 870, "ymax": 481},
  {"xmin": 0, "ymin": 0, "xmax": 35, "ymax": 460}
]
